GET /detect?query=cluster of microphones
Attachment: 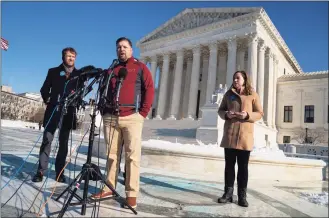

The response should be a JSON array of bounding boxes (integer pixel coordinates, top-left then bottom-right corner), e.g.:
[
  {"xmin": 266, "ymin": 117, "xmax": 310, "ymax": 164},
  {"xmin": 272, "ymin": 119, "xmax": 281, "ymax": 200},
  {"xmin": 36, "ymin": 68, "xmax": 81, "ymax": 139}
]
[{"xmin": 71, "ymin": 59, "xmax": 128, "ymax": 81}]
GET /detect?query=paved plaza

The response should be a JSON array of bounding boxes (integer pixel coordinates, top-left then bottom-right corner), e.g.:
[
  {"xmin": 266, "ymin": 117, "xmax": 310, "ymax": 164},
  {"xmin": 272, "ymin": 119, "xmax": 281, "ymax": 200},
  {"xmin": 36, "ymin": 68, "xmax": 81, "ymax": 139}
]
[{"xmin": 1, "ymin": 124, "xmax": 328, "ymax": 217}]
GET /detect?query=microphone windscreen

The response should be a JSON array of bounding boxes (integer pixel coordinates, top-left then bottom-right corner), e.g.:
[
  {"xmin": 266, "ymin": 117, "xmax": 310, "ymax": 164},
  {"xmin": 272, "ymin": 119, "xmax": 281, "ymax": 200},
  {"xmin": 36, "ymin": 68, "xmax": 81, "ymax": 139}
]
[
  {"xmin": 80, "ymin": 65, "xmax": 96, "ymax": 73},
  {"xmin": 118, "ymin": 68, "xmax": 128, "ymax": 80}
]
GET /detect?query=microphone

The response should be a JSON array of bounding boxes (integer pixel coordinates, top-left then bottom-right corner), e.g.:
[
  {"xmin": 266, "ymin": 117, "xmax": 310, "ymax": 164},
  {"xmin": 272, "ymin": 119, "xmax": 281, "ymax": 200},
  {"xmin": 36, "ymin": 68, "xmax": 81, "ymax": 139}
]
[
  {"xmin": 115, "ymin": 68, "xmax": 128, "ymax": 111},
  {"xmin": 100, "ymin": 59, "xmax": 120, "ymax": 109},
  {"xmin": 70, "ymin": 65, "xmax": 104, "ymax": 80},
  {"xmin": 80, "ymin": 68, "xmax": 103, "ymax": 78},
  {"xmin": 118, "ymin": 67, "xmax": 128, "ymax": 82}
]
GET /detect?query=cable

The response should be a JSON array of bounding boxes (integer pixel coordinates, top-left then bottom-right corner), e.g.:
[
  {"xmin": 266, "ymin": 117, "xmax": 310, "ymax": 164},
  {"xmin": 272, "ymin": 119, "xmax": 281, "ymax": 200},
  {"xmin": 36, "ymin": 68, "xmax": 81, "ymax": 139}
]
[
  {"xmin": 1, "ymin": 80, "xmax": 71, "ymax": 190},
  {"xmin": 2, "ymin": 81, "xmax": 75, "ymax": 218},
  {"xmin": 37, "ymin": 73, "xmax": 110, "ymax": 217},
  {"xmin": 1, "ymin": 105, "xmax": 58, "ymax": 191},
  {"xmin": 36, "ymin": 79, "xmax": 86, "ymax": 217},
  {"xmin": 17, "ymin": 105, "xmax": 67, "ymax": 217},
  {"xmin": 36, "ymin": 118, "xmax": 90, "ymax": 216},
  {"xmin": 37, "ymin": 105, "xmax": 66, "ymax": 216}
]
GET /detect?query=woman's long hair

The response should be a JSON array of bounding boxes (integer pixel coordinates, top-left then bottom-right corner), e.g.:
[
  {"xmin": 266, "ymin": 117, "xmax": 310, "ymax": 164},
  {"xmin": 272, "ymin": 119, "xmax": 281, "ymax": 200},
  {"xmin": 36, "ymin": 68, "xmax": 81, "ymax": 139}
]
[{"xmin": 230, "ymin": 71, "xmax": 253, "ymax": 95}]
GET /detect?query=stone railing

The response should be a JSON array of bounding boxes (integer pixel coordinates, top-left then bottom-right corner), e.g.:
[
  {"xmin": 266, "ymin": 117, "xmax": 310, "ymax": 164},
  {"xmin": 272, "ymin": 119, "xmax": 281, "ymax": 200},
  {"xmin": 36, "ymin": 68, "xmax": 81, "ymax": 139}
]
[{"xmin": 278, "ymin": 143, "xmax": 328, "ymax": 158}]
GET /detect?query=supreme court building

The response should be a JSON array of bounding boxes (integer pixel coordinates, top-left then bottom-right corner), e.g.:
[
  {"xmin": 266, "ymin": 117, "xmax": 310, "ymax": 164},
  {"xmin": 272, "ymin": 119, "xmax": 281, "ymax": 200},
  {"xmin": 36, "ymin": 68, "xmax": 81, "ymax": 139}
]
[{"xmin": 136, "ymin": 7, "xmax": 328, "ymax": 145}]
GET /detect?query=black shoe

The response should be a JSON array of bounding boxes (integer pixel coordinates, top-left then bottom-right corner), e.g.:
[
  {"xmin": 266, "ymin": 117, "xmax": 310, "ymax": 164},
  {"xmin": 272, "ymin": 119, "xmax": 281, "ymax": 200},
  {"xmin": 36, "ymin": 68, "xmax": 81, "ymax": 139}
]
[
  {"xmin": 218, "ymin": 187, "xmax": 234, "ymax": 203},
  {"xmin": 32, "ymin": 171, "xmax": 43, "ymax": 183},
  {"xmin": 238, "ymin": 188, "xmax": 249, "ymax": 207},
  {"xmin": 56, "ymin": 174, "xmax": 66, "ymax": 183}
]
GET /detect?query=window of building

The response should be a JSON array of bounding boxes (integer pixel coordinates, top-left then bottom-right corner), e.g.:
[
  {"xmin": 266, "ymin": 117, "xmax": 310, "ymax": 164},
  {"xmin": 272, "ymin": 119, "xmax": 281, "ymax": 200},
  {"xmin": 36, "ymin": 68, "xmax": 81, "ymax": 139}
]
[
  {"xmin": 284, "ymin": 106, "xmax": 293, "ymax": 122},
  {"xmin": 304, "ymin": 105, "xmax": 314, "ymax": 123},
  {"xmin": 283, "ymin": 68, "xmax": 286, "ymax": 75},
  {"xmin": 283, "ymin": 136, "xmax": 291, "ymax": 143}
]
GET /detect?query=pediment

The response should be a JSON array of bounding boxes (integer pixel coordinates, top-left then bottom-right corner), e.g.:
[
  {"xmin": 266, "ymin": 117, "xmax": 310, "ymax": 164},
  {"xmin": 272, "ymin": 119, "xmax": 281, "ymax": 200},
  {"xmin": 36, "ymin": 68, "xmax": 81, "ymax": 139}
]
[{"xmin": 137, "ymin": 7, "xmax": 261, "ymax": 45}]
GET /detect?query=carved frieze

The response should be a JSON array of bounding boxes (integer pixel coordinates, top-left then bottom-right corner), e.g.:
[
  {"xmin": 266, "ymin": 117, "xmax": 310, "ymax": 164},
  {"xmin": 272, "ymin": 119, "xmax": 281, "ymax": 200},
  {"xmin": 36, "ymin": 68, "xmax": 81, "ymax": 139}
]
[
  {"xmin": 143, "ymin": 11, "xmax": 249, "ymax": 43},
  {"xmin": 139, "ymin": 20, "xmax": 257, "ymax": 54}
]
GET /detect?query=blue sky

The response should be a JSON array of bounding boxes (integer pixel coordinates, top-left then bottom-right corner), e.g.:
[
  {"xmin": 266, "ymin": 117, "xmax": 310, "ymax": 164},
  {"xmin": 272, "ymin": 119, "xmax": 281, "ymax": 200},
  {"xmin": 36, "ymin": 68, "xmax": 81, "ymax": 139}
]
[{"xmin": 1, "ymin": 1, "xmax": 328, "ymax": 94}]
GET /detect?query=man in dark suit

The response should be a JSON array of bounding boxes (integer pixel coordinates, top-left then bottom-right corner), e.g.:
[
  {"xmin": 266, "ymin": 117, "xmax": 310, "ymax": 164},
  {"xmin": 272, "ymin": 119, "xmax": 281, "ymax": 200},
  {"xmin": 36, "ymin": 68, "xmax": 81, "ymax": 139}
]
[{"xmin": 32, "ymin": 47, "xmax": 81, "ymax": 183}]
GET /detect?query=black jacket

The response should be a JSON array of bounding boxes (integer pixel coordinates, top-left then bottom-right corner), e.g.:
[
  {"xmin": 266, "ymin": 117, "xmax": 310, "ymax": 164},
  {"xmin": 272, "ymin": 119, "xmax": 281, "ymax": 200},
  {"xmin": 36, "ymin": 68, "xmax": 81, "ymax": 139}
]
[{"xmin": 40, "ymin": 64, "xmax": 81, "ymax": 130}]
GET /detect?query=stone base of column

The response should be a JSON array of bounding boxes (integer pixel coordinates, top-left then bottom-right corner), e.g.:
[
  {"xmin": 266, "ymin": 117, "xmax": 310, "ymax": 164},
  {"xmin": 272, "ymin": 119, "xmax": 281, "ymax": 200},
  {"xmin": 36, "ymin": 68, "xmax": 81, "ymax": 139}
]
[
  {"xmin": 153, "ymin": 115, "xmax": 163, "ymax": 120},
  {"xmin": 271, "ymin": 124, "xmax": 278, "ymax": 131},
  {"xmin": 166, "ymin": 115, "xmax": 177, "ymax": 120},
  {"xmin": 256, "ymin": 118, "xmax": 266, "ymax": 125},
  {"xmin": 183, "ymin": 115, "xmax": 195, "ymax": 120}
]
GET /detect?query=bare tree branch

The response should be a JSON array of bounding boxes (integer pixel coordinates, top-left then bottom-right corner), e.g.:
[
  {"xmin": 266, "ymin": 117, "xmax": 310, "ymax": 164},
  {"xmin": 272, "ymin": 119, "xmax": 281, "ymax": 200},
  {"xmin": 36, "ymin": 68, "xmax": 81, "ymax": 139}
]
[{"xmin": 292, "ymin": 128, "xmax": 325, "ymax": 145}]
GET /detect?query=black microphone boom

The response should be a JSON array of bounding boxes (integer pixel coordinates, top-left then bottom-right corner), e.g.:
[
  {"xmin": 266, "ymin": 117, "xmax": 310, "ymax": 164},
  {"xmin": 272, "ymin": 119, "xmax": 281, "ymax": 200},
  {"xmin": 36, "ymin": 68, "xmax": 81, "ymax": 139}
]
[{"xmin": 109, "ymin": 59, "xmax": 119, "ymax": 70}]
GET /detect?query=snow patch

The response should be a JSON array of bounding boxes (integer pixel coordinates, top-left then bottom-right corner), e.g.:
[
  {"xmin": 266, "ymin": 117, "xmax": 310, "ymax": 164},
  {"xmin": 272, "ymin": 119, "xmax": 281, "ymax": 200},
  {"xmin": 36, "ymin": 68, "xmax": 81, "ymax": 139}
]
[{"xmin": 299, "ymin": 192, "xmax": 328, "ymax": 207}]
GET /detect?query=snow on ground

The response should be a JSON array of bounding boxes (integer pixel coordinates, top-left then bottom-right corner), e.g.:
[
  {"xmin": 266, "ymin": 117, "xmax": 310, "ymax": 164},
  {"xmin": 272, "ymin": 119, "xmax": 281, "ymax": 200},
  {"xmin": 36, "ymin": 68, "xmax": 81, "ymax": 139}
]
[
  {"xmin": 1, "ymin": 119, "xmax": 39, "ymax": 129},
  {"xmin": 299, "ymin": 192, "xmax": 328, "ymax": 207},
  {"xmin": 142, "ymin": 138, "xmax": 286, "ymax": 158},
  {"xmin": 1, "ymin": 119, "xmax": 286, "ymax": 158}
]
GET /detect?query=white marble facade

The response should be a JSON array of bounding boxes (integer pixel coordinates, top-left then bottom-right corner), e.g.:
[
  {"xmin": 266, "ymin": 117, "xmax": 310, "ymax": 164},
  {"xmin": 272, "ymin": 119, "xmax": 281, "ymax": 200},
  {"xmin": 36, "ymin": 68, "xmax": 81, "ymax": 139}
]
[
  {"xmin": 276, "ymin": 71, "xmax": 328, "ymax": 145},
  {"xmin": 136, "ymin": 7, "xmax": 328, "ymax": 145}
]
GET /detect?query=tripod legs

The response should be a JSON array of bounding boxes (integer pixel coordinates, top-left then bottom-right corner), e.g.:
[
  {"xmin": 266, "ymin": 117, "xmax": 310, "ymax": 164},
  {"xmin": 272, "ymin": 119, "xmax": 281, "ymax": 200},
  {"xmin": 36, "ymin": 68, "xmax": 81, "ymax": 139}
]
[
  {"xmin": 55, "ymin": 166, "xmax": 137, "ymax": 217},
  {"xmin": 55, "ymin": 171, "xmax": 83, "ymax": 202},
  {"xmin": 57, "ymin": 171, "xmax": 85, "ymax": 218}
]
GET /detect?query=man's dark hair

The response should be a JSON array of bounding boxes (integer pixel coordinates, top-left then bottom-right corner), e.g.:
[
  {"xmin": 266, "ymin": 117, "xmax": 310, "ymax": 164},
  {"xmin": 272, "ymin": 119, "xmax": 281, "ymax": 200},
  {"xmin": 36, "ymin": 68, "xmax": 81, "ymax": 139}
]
[
  {"xmin": 62, "ymin": 47, "xmax": 77, "ymax": 61},
  {"xmin": 116, "ymin": 37, "xmax": 132, "ymax": 47}
]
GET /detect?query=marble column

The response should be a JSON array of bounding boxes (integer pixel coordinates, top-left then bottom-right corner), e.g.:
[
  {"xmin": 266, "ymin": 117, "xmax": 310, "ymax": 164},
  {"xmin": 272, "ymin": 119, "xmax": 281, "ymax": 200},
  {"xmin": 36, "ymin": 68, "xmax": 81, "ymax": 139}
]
[
  {"xmin": 257, "ymin": 43, "xmax": 266, "ymax": 107},
  {"xmin": 200, "ymin": 55, "xmax": 209, "ymax": 113},
  {"xmin": 236, "ymin": 42, "xmax": 246, "ymax": 71},
  {"xmin": 315, "ymin": 87, "xmax": 326, "ymax": 127},
  {"xmin": 148, "ymin": 55, "xmax": 158, "ymax": 118},
  {"xmin": 205, "ymin": 42, "xmax": 218, "ymax": 106},
  {"xmin": 226, "ymin": 37, "xmax": 237, "ymax": 88},
  {"xmin": 237, "ymin": 50, "xmax": 245, "ymax": 71},
  {"xmin": 168, "ymin": 50, "xmax": 184, "ymax": 120},
  {"xmin": 155, "ymin": 53, "xmax": 170, "ymax": 120},
  {"xmin": 272, "ymin": 57, "xmax": 278, "ymax": 128},
  {"xmin": 182, "ymin": 57, "xmax": 193, "ymax": 118},
  {"xmin": 187, "ymin": 46, "xmax": 201, "ymax": 119},
  {"xmin": 217, "ymin": 45, "xmax": 227, "ymax": 89},
  {"xmin": 322, "ymin": 88, "xmax": 327, "ymax": 127},
  {"xmin": 265, "ymin": 50, "xmax": 274, "ymax": 127},
  {"xmin": 295, "ymin": 89, "xmax": 304, "ymax": 128},
  {"xmin": 150, "ymin": 55, "xmax": 157, "ymax": 81},
  {"xmin": 247, "ymin": 33, "xmax": 258, "ymax": 89}
]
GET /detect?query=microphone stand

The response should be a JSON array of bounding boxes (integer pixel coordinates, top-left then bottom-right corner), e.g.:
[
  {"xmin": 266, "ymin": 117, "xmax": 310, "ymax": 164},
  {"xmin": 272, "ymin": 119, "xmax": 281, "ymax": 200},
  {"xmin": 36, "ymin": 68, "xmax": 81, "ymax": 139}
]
[{"xmin": 55, "ymin": 74, "xmax": 138, "ymax": 217}]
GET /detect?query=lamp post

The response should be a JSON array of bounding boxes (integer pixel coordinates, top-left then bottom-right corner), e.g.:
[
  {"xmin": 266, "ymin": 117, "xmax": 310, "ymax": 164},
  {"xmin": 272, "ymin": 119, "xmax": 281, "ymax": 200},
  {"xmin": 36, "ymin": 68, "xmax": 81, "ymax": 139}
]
[{"xmin": 305, "ymin": 126, "xmax": 308, "ymax": 144}]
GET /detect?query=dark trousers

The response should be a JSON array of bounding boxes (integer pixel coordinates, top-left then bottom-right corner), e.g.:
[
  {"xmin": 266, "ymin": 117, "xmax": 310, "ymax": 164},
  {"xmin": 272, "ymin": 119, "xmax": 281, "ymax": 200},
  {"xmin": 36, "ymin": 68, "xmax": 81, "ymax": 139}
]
[
  {"xmin": 37, "ymin": 124, "xmax": 71, "ymax": 176},
  {"xmin": 224, "ymin": 148, "xmax": 251, "ymax": 189}
]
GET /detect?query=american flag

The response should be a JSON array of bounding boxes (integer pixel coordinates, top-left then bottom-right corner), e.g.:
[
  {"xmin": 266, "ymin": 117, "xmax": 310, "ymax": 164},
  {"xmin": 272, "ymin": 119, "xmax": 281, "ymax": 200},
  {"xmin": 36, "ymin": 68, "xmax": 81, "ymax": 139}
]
[{"xmin": 1, "ymin": 37, "xmax": 9, "ymax": 51}]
